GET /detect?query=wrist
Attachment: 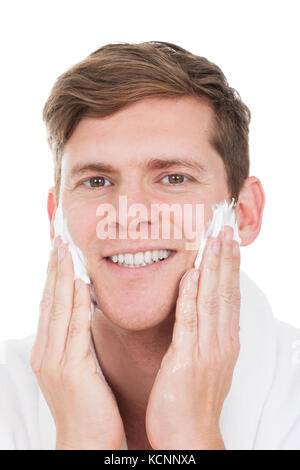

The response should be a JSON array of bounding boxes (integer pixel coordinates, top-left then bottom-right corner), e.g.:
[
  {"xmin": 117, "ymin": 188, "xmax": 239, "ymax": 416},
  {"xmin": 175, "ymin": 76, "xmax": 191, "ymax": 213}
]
[
  {"xmin": 56, "ymin": 439, "xmax": 105, "ymax": 450},
  {"xmin": 160, "ymin": 426, "xmax": 225, "ymax": 450},
  {"xmin": 193, "ymin": 426, "xmax": 225, "ymax": 450},
  {"xmin": 56, "ymin": 433, "xmax": 119, "ymax": 450}
]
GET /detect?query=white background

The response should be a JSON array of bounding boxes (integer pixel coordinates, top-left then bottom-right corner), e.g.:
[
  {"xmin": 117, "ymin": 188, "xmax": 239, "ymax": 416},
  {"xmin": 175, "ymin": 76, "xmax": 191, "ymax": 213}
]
[{"xmin": 0, "ymin": 0, "xmax": 299, "ymax": 343}]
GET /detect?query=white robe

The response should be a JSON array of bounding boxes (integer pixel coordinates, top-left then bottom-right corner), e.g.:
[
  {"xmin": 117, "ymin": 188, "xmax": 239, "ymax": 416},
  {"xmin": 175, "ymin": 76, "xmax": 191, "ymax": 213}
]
[{"xmin": 0, "ymin": 269, "xmax": 300, "ymax": 450}]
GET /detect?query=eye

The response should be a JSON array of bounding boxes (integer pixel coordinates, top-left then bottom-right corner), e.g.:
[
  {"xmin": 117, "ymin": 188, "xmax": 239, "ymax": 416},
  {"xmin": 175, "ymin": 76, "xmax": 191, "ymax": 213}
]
[
  {"xmin": 83, "ymin": 176, "xmax": 112, "ymax": 188},
  {"xmin": 161, "ymin": 174, "xmax": 188, "ymax": 184}
]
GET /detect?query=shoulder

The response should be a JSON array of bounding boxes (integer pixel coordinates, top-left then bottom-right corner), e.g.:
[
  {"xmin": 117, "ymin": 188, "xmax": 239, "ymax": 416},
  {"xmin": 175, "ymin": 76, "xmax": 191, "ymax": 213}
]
[
  {"xmin": 273, "ymin": 319, "xmax": 300, "ymax": 405},
  {"xmin": 0, "ymin": 333, "xmax": 37, "ymax": 388},
  {"xmin": 0, "ymin": 334, "xmax": 41, "ymax": 449},
  {"xmin": 237, "ymin": 270, "xmax": 300, "ymax": 449},
  {"xmin": 273, "ymin": 319, "xmax": 300, "ymax": 387},
  {"xmin": 275, "ymin": 318, "xmax": 300, "ymax": 347},
  {"xmin": 255, "ymin": 319, "xmax": 300, "ymax": 449}
]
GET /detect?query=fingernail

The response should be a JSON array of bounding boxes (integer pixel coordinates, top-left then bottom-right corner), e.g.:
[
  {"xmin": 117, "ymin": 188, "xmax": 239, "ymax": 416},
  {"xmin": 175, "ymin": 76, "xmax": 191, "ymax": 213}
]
[
  {"xmin": 219, "ymin": 227, "xmax": 226, "ymax": 239},
  {"xmin": 225, "ymin": 227, "xmax": 233, "ymax": 243},
  {"xmin": 54, "ymin": 236, "xmax": 62, "ymax": 249},
  {"xmin": 233, "ymin": 241, "xmax": 240, "ymax": 257},
  {"xmin": 75, "ymin": 279, "xmax": 81, "ymax": 291},
  {"xmin": 58, "ymin": 245, "xmax": 66, "ymax": 260}
]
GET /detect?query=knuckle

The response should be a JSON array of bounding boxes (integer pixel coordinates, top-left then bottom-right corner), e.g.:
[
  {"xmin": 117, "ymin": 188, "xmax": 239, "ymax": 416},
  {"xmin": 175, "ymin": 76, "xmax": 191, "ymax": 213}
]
[
  {"xmin": 232, "ymin": 289, "xmax": 241, "ymax": 306},
  {"xmin": 232, "ymin": 333, "xmax": 241, "ymax": 351},
  {"xmin": 30, "ymin": 353, "xmax": 41, "ymax": 375},
  {"xmin": 223, "ymin": 253, "xmax": 233, "ymax": 264},
  {"xmin": 220, "ymin": 286, "xmax": 233, "ymax": 305},
  {"xmin": 177, "ymin": 295, "xmax": 195, "ymax": 310},
  {"xmin": 204, "ymin": 259, "xmax": 218, "ymax": 274},
  {"xmin": 39, "ymin": 292, "xmax": 53, "ymax": 313},
  {"xmin": 68, "ymin": 320, "xmax": 89, "ymax": 338},
  {"xmin": 222, "ymin": 334, "xmax": 240, "ymax": 357},
  {"xmin": 200, "ymin": 293, "xmax": 218, "ymax": 315},
  {"xmin": 233, "ymin": 257, "xmax": 241, "ymax": 270},
  {"xmin": 68, "ymin": 323, "xmax": 81, "ymax": 338},
  {"xmin": 220, "ymin": 340, "xmax": 233, "ymax": 357},
  {"xmin": 179, "ymin": 312, "xmax": 197, "ymax": 330},
  {"xmin": 51, "ymin": 301, "xmax": 67, "ymax": 321},
  {"xmin": 73, "ymin": 300, "xmax": 87, "ymax": 312},
  {"xmin": 57, "ymin": 265, "xmax": 69, "ymax": 281},
  {"xmin": 234, "ymin": 340, "xmax": 241, "ymax": 356}
]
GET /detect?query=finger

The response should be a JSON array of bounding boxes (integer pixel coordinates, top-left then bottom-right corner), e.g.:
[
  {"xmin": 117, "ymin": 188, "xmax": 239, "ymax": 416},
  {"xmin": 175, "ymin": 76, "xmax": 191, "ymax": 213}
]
[
  {"xmin": 31, "ymin": 241, "xmax": 60, "ymax": 371},
  {"xmin": 197, "ymin": 236, "xmax": 221, "ymax": 349},
  {"xmin": 45, "ymin": 242, "xmax": 75, "ymax": 362},
  {"xmin": 231, "ymin": 240, "xmax": 241, "ymax": 339},
  {"xmin": 217, "ymin": 226, "xmax": 234, "ymax": 346},
  {"xmin": 171, "ymin": 269, "xmax": 199, "ymax": 353},
  {"xmin": 64, "ymin": 279, "xmax": 92, "ymax": 362}
]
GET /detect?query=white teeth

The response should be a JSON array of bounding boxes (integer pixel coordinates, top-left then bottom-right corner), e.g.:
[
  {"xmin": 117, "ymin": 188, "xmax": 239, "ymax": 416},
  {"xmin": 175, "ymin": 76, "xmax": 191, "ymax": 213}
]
[
  {"xmin": 108, "ymin": 249, "xmax": 173, "ymax": 267},
  {"xmin": 124, "ymin": 253, "xmax": 133, "ymax": 265},
  {"xmin": 144, "ymin": 251, "xmax": 151, "ymax": 263},
  {"xmin": 118, "ymin": 253, "xmax": 124, "ymax": 264},
  {"xmin": 134, "ymin": 252, "xmax": 144, "ymax": 265}
]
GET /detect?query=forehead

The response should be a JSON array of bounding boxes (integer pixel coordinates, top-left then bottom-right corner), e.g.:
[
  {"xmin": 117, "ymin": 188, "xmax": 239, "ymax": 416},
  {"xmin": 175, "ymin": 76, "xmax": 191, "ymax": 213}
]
[{"xmin": 62, "ymin": 96, "xmax": 216, "ymax": 170}]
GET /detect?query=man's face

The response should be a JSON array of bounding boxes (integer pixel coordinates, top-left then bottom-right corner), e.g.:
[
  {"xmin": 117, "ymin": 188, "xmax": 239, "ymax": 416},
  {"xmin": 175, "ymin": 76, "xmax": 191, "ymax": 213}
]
[{"xmin": 59, "ymin": 96, "xmax": 230, "ymax": 330}]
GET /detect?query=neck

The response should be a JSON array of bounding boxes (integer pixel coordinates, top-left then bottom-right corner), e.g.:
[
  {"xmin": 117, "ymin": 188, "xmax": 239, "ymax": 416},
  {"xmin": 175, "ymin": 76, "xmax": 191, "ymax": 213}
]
[{"xmin": 91, "ymin": 307, "xmax": 174, "ymax": 423}]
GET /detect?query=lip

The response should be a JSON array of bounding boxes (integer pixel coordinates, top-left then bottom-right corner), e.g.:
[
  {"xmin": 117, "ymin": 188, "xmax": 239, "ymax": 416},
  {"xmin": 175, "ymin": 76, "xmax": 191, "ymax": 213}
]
[
  {"xmin": 103, "ymin": 246, "xmax": 177, "ymax": 258},
  {"xmin": 104, "ymin": 250, "xmax": 177, "ymax": 277}
]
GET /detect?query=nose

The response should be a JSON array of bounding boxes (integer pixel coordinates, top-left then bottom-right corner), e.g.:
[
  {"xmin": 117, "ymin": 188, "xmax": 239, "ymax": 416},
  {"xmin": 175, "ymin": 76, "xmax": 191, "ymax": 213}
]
[{"xmin": 113, "ymin": 180, "xmax": 155, "ymax": 241}]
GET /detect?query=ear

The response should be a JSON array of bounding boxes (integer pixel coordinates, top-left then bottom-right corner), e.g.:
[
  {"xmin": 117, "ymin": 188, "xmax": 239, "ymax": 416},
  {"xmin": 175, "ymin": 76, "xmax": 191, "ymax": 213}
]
[
  {"xmin": 235, "ymin": 176, "xmax": 265, "ymax": 247},
  {"xmin": 47, "ymin": 186, "xmax": 57, "ymax": 243}
]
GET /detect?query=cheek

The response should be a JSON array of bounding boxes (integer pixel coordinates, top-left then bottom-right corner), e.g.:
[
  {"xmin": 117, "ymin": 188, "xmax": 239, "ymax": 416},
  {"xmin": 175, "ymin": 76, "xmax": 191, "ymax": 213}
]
[
  {"xmin": 204, "ymin": 203, "xmax": 214, "ymax": 229},
  {"xmin": 180, "ymin": 199, "xmax": 215, "ymax": 242},
  {"xmin": 65, "ymin": 203, "xmax": 98, "ymax": 247}
]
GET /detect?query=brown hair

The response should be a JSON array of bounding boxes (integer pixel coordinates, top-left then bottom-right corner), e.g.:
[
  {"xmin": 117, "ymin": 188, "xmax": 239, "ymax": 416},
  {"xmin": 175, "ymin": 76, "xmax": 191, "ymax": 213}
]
[{"xmin": 42, "ymin": 41, "xmax": 251, "ymax": 204}]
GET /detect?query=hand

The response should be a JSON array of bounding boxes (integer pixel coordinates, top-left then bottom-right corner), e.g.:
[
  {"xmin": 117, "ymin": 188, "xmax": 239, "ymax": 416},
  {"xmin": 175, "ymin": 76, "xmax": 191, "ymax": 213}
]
[
  {"xmin": 30, "ymin": 237, "xmax": 124, "ymax": 450},
  {"xmin": 146, "ymin": 225, "xmax": 241, "ymax": 450}
]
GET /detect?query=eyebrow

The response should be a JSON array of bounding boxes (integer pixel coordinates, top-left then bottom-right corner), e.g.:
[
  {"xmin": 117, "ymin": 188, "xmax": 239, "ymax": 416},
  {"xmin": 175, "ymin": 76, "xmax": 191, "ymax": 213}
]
[
  {"xmin": 69, "ymin": 156, "xmax": 208, "ymax": 179},
  {"xmin": 70, "ymin": 162, "xmax": 117, "ymax": 179},
  {"xmin": 145, "ymin": 157, "xmax": 208, "ymax": 174}
]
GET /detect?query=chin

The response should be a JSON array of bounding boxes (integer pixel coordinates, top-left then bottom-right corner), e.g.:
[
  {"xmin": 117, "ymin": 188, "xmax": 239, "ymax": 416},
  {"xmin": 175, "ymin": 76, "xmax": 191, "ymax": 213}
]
[{"xmin": 93, "ymin": 287, "xmax": 177, "ymax": 331}]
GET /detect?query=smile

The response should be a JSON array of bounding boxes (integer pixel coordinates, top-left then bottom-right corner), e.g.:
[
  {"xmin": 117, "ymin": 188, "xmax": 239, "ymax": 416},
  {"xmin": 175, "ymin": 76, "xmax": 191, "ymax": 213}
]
[{"xmin": 107, "ymin": 249, "xmax": 174, "ymax": 268}]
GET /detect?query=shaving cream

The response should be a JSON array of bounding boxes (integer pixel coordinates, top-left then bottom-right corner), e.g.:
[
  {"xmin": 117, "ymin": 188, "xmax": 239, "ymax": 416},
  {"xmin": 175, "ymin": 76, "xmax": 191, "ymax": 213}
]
[
  {"xmin": 193, "ymin": 198, "xmax": 241, "ymax": 269},
  {"xmin": 53, "ymin": 204, "xmax": 97, "ymax": 314}
]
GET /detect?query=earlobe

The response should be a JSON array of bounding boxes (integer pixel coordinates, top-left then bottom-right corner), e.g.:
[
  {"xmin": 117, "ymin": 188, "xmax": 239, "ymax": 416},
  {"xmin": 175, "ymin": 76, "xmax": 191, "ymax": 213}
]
[
  {"xmin": 235, "ymin": 176, "xmax": 265, "ymax": 247},
  {"xmin": 47, "ymin": 187, "xmax": 56, "ymax": 242}
]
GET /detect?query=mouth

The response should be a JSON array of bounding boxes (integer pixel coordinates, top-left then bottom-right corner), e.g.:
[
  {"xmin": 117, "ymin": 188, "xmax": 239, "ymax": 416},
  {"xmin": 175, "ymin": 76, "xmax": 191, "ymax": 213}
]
[{"xmin": 103, "ymin": 248, "xmax": 177, "ymax": 275}]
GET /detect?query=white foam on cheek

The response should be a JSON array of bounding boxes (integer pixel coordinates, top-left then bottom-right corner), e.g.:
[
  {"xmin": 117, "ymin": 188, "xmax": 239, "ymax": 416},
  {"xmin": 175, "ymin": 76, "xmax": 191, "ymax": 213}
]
[
  {"xmin": 53, "ymin": 204, "xmax": 90, "ymax": 283},
  {"xmin": 193, "ymin": 198, "xmax": 241, "ymax": 269},
  {"xmin": 53, "ymin": 203, "xmax": 97, "ymax": 312}
]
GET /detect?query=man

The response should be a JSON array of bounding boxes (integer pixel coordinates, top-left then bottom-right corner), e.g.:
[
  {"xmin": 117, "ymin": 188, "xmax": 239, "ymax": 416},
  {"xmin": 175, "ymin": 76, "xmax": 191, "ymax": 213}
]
[{"xmin": 1, "ymin": 41, "xmax": 300, "ymax": 450}]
